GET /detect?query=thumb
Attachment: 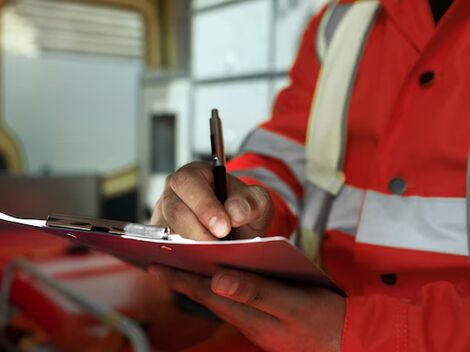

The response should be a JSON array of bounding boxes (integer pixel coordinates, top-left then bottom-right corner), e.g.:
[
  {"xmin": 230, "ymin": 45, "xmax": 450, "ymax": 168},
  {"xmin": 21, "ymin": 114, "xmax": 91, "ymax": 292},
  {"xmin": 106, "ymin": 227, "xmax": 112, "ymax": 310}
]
[{"xmin": 225, "ymin": 182, "xmax": 273, "ymax": 235}]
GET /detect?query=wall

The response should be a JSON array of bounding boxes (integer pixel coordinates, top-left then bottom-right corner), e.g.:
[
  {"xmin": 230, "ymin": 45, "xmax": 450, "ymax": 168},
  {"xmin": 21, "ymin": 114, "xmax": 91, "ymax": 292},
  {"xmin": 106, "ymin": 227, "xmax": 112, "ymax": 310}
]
[
  {"xmin": 3, "ymin": 51, "xmax": 142, "ymax": 174},
  {"xmin": 191, "ymin": 0, "xmax": 327, "ymax": 156}
]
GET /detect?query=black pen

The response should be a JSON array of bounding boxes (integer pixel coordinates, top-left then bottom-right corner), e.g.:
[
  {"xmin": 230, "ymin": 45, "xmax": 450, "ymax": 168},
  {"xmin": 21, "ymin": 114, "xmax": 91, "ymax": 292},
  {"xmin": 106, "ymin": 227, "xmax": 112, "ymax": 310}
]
[{"xmin": 210, "ymin": 108, "xmax": 232, "ymax": 240}]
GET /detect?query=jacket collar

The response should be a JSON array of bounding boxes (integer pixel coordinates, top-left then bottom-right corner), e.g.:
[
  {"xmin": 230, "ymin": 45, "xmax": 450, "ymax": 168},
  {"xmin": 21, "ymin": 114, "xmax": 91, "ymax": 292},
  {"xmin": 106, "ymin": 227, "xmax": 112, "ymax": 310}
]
[{"xmin": 379, "ymin": 0, "xmax": 435, "ymax": 52}]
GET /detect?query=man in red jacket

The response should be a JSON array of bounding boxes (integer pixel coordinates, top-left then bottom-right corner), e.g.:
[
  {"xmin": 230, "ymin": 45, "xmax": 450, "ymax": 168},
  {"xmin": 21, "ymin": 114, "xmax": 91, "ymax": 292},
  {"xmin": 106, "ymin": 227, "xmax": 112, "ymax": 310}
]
[{"xmin": 150, "ymin": 0, "xmax": 470, "ymax": 350}]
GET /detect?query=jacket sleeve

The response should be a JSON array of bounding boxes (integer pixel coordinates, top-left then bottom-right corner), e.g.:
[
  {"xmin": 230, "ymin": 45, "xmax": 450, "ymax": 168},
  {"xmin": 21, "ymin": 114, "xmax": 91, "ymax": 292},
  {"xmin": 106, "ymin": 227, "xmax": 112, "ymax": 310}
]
[
  {"xmin": 342, "ymin": 281, "xmax": 470, "ymax": 351},
  {"xmin": 226, "ymin": 7, "xmax": 326, "ymax": 237}
]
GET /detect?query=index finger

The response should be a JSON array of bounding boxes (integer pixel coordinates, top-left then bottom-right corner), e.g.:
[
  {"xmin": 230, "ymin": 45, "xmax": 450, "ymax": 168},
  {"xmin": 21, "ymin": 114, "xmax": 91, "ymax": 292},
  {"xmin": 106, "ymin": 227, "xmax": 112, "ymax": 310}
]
[{"xmin": 168, "ymin": 162, "xmax": 231, "ymax": 238}]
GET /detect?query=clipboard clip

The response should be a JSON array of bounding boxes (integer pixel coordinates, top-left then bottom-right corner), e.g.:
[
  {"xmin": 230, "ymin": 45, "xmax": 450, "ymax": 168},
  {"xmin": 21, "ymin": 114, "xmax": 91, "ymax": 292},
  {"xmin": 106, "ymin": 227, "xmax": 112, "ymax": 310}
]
[{"xmin": 46, "ymin": 214, "xmax": 172, "ymax": 240}]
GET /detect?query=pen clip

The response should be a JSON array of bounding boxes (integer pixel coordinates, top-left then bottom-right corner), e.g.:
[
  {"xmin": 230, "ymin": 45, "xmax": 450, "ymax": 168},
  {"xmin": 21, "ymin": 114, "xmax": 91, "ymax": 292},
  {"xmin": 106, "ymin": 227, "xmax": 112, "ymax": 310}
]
[{"xmin": 210, "ymin": 109, "xmax": 226, "ymax": 167}]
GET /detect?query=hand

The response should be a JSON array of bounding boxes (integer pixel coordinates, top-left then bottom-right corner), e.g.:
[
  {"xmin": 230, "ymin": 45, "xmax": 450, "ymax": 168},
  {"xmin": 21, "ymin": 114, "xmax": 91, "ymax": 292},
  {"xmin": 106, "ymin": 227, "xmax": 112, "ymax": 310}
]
[
  {"xmin": 148, "ymin": 265, "xmax": 345, "ymax": 352},
  {"xmin": 151, "ymin": 162, "xmax": 274, "ymax": 240}
]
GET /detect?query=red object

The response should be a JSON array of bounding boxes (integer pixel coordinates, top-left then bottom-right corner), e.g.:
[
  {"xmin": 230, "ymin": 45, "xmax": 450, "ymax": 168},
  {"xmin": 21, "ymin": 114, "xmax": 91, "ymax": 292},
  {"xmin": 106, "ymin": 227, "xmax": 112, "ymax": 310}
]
[{"xmin": 228, "ymin": 0, "xmax": 470, "ymax": 350}]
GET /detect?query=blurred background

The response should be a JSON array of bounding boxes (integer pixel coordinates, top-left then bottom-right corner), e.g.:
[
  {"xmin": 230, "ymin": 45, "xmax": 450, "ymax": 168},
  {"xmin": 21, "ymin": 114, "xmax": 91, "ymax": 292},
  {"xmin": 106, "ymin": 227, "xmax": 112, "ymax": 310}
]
[
  {"xmin": 0, "ymin": 0, "xmax": 327, "ymax": 223},
  {"xmin": 0, "ymin": 1, "xmax": 332, "ymax": 351}
]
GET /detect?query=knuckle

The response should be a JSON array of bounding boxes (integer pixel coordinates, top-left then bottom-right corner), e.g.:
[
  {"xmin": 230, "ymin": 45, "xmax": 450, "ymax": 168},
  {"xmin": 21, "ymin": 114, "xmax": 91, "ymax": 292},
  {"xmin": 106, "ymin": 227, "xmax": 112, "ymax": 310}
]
[
  {"xmin": 248, "ymin": 186, "xmax": 272, "ymax": 212},
  {"xmin": 151, "ymin": 201, "xmax": 164, "ymax": 224},
  {"xmin": 195, "ymin": 164, "xmax": 213, "ymax": 182},
  {"xmin": 161, "ymin": 193, "xmax": 179, "ymax": 219},
  {"xmin": 193, "ymin": 201, "xmax": 216, "ymax": 221},
  {"xmin": 254, "ymin": 186, "xmax": 271, "ymax": 204},
  {"xmin": 164, "ymin": 173, "xmax": 174, "ymax": 187},
  {"xmin": 168, "ymin": 170, "xmax": 191, "ymax": 190},
  {"xmin": 171, "ymin": 198, "xmax": 188, "ymax": 216}
]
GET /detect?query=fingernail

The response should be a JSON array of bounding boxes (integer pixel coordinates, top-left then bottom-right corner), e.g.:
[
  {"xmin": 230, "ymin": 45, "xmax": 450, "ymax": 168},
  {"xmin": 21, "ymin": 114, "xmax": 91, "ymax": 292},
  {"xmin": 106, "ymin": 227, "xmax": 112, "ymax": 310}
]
[
  {"xmin": 208, "ymin": 216, "xmax": 228, "ymax": 237},
  {"xmin": 213, "ymin": 274, "xmax": 239, "ymax": 296},
  {"xmin": 227, "ymin": 199, "xmax": 250, "ymax": 224}
]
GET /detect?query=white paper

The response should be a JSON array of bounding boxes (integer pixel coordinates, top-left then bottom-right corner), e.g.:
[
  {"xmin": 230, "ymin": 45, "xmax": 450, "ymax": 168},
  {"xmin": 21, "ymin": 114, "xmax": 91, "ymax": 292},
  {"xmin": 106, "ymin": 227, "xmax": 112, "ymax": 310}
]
[
  {"xmin": 0, "ymin": 211, "xmax": 275, "ymax": 245},
  {"xmin": 0, "ymin": 211, "xmax": 46, "ymax": 228}
]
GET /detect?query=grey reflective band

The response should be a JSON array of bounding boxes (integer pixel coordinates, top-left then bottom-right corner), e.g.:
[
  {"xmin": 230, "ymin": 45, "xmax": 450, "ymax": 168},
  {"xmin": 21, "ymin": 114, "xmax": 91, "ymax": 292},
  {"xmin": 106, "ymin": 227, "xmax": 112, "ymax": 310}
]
[
  {"xmin": 316, "ymin": 4, "xmax": 352, "ymax": 63},
  {"xmin": 324, "ymin": 5, "xmax": 350, "ymax": 47},
  {"xmin": 315, "ymin": 5, "xmax": 333, "ymax": 63},
  {"xmin": 300, "ymin": 182, "xmax": 332, "ymax": 231},
  {"xmin": 300, "ymin": 183, "xmax": 363, "ymax": 237},
  {"xmin": 323, "ymin": 4, "xmax": 351, "ymax": 59},
  {"xmin": 467, "ymin": 153, "xmax": 470, "ymax": 257},
  {"xmin": 239, "ymin": 128, "xmax": 306, "ymax": 187},
  {"xmin": 326, "ymin": 184, "xmax": 364, "ymax": 235},
  {"xmin": 357, "ymin": 191, "xmax": 468, "ymax": 256},
  {"xmin": 231, "ymin": 167, "xmax": 300, "ymax": 215}
]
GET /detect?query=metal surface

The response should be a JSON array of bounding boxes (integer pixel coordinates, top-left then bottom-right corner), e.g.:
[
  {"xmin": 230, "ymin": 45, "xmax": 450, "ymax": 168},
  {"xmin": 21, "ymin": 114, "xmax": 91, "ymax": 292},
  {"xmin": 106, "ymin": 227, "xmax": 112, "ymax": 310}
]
[
  {"xmin": 0, "ymin": 258, "xmax": 150, "ymax": 352},
  {"xmin": 46, "ymin": 213, "xmax": 171, "ymax": 239},
  {"xmin": 0, "ymin": 175, "xmax": 100, "ymax": 219}
]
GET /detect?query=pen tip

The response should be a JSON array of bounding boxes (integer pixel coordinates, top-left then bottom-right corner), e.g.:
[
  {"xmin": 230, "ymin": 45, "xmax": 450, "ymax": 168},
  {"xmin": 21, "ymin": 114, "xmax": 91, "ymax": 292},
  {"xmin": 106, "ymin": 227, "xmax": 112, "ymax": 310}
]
[{"xmin": 211, "ymin": 108, "xmax": 219, "ymax": 119}]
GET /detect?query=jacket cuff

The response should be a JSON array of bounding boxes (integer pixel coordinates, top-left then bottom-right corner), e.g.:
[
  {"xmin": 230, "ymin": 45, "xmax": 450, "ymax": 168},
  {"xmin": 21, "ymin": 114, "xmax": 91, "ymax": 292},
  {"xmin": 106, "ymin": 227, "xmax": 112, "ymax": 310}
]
[{"xmin": 342, "ymin": 295, "xmax": 408, "ymax": 351}]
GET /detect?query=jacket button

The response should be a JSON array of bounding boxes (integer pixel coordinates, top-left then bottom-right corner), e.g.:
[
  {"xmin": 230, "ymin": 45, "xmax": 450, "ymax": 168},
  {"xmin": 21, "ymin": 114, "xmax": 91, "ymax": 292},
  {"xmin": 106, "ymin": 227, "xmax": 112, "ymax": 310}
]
[
  {"xmin": 419, "ymin": 71, "xmax": 435, "ymax": 87},
  {"xmin": 388, "ymin": 177, "xmax": 407, "ymax": 194},
  {"xmin": 380, "ymin": 273, "xmax": 397, "ymax": 286}
]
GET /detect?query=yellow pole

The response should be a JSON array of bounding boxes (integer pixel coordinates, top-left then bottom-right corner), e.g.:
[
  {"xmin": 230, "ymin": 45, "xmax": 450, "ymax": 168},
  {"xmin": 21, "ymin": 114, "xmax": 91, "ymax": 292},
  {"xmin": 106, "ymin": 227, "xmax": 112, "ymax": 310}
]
[{"xmin": 0, "ymin": 0, "xmax": 23, "ymax": 172}]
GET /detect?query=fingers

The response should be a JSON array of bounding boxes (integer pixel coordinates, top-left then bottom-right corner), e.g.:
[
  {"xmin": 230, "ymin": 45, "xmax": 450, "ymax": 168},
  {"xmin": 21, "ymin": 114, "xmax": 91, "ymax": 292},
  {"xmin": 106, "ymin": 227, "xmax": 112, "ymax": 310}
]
[
  {"xmin": 160, "ymin": 188, "xmax": 215, "ymax": 241},
  {"xmin": 225, "ymin": 180, "xmax": 273, "ymax": 235},
  {"xmin": 151, "ymin": 161, "xmax": 274, "ymax": 241},
  {"xmin": 210, "ymin": 270, "xmax": 307, "ymax": 322},
  {"xmin": 148, "ymin": 265, "xmax": 281, "ymax": 337},
  {"xmin": 168, "ymin": 163, "xmax": 231, "ymax": 238}
]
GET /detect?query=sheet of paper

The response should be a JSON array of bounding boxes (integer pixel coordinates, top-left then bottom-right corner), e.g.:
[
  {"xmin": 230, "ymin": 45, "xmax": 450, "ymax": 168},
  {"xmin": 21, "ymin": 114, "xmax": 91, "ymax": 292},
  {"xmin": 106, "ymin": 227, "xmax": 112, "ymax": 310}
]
[{"xmin": 0, "ymin": 211, "xmax": 46, "ymax": 228}]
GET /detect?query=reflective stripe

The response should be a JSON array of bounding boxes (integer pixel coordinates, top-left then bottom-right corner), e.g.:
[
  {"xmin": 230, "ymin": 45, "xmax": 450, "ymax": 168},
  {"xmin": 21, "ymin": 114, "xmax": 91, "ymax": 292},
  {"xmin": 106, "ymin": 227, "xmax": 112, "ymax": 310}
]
[
  {"xmin": 326, "ymin": 185, "xmax": 364, "ymax": 235},
  {"xmin": 300, "ymin": 182, "xmax": 332, "ymax": 232},
  {"xmin": 467, "ymin": 153, "xmax": 470, "ymax": 256},
  {"xmin": 357, "ymin": 191, "xmax": 468, "ymax": 256},
  {"xmin": 316, "ymin": 4, "xmax": 351, "ymax": 63},
  {"xmin": 298, "ymin": 182, "xmax": 333, "ymax": 258},
  {"xmin": 324, "ymin": 5, "xmax": 351, "ymax": 49},
  {"xmin": 306, "ymin": 1, "xmax": 379, "ymax": 195},
  {"xmin": 298, "ymin": 183, "xmax": 363, "ymax": 256},
  {"xmin": 231, "ymin": 167, "xmax": 300, "ymax": 215},
  {"xmin": 315, "ymin": 5, "xmax": 333, "ymax": 62},
  {"xmin": 239, "ymin": 128, "xmax": 305, "ymax": 187}
]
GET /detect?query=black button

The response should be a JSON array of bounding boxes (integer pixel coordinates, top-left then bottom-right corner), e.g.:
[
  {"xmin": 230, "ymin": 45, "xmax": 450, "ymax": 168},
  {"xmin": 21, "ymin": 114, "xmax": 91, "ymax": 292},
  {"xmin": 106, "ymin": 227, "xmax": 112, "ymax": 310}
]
[
  {"xmin": 419, "ymin": 71, "xmax": 435, "ymax": 87},
  {"xmin": 380, "ymin": 273, "xmax": 397, "ymax": 286},
  {"xmin": 388, "ymin": 177, "xmax": 407, "ymax": 194}
]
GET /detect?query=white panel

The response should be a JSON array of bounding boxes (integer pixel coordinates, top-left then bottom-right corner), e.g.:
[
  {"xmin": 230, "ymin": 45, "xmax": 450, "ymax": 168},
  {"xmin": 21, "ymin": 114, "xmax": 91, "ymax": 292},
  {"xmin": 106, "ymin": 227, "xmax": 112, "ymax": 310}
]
[
  {"xmin": 192, "ymin": 0, "xmax": 233, "ymax": 10},
  {"xmin": 274, "ymin": 0, "xmax": 326, "ymax": 71},
  {"xmin": 3, "ymin": 52, "xmax": 142, "ymax": 173},
  {"xmin": 140, "ymin": 78, "xmax": 192, "ymax": 210},
  {"xmin": 192, "ymin": 0, "xmax": 271, "ymax": 79},
  {"xmin": 149, "ymin": 79, "xmax": 192, "ymax": 168},
  {"xmin": 193, "ymin": 80, "xmax": 271, "ymax": 155},
  {"xmin": 272, "ymin": 76, "xmax": 289, "ymax": 99}
]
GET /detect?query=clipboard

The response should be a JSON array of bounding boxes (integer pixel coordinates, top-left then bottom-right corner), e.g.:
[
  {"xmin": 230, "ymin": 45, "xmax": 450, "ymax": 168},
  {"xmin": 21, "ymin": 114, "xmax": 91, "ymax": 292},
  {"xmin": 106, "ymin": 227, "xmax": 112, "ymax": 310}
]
[{"xmin": 0, "ymin": 212, "xmax": 344, "ymax": 295}]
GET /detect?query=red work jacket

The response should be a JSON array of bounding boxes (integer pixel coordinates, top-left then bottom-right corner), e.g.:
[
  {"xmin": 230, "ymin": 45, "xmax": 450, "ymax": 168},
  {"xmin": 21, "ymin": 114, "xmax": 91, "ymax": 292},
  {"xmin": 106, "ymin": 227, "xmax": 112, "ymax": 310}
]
[{"xmin": 228, "ymin": 0, "xmax": 470, "ymax": 350}]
